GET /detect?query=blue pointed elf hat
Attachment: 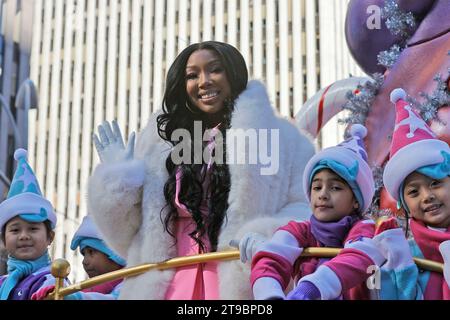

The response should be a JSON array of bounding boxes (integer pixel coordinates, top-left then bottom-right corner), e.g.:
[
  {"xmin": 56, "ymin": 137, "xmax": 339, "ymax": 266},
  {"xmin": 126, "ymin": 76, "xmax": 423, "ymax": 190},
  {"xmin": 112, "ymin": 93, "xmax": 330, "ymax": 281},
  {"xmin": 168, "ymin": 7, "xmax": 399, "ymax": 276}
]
[
  {"xmin": 303, "ymin": 124, "xmax": 375, "ymax": 214},
  {"xmin": 70, "ymin": 216, "xmax": 126, "ymax": 266},
  {"xmin": 0, "ymin": 149, "xmax": 56, "ymax": 232}
]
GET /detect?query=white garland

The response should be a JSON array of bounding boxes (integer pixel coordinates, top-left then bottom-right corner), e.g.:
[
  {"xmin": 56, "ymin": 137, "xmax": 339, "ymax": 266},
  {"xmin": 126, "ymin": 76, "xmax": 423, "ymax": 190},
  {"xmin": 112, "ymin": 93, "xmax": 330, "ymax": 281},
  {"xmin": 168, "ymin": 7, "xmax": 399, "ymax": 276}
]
[
  {"xmin": 407, "ymin": 69, "xmax": 450, "ymax": 122},
  {"xmin": 377, "ymin": 0, "xmax": 417, "ymax": 69},
  {"xmin": 338, "ymin": 73, "xmax": 384, "ymax": 131},
  {"xmin": 377, "ymin": 44, "xmax": 403, "ymax": 69},
  {"xmin": 366, "ymin": 165, "xmax": 392, "ymax": 219},
  {"xmin": 339, "ymin": 2, "xmax": 449, "ymax": 220},
  {"xmin": 382, "ymin": 0, "xmax": 416, "ymax": 38}
]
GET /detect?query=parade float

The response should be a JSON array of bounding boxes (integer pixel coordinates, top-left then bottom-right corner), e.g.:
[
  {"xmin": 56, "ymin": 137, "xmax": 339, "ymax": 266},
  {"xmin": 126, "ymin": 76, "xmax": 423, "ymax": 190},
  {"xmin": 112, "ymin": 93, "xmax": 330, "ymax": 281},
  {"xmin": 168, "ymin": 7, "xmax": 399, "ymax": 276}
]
[
  {"xmin": 46, "ymin": 0, "xmax": 449, "ymax": 299},
  {"xmin": 296, "ymin": 0, "xmax": 449, "ymax": 218}
]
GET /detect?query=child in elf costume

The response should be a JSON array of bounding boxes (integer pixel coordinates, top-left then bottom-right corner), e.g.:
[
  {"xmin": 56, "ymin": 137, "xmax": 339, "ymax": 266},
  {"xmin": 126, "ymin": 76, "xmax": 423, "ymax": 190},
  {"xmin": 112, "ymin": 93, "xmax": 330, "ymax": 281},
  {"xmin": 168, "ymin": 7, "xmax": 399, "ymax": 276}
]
[
  {"xmin": 375, "ymin": 88, "xmax": 450, "ymax": 300},
  {"xmin": 32, "ymin": 215, "xmax": 126, "ymax": 299},
  {"xmin": 0, "ymin": 149, "xmax": 59, "ymax": 300},
  {"xmin": 251, "ymin": 124, "xmax": 385, "ymax": 300}
]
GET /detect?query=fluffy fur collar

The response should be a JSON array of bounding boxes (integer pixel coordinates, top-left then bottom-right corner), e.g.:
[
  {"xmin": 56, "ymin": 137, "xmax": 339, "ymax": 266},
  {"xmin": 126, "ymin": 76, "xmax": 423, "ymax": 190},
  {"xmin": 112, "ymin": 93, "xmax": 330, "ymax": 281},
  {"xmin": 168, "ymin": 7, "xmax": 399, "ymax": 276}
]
[{"xmin": 89, "ymin": 80, "xmax": 314, "ymax": 299}]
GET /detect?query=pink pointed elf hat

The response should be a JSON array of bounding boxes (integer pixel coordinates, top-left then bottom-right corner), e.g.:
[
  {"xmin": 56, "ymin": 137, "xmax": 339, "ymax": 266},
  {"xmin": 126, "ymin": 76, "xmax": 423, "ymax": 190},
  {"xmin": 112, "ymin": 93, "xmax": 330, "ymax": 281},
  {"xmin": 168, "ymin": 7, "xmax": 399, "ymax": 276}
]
[{"xmin": 383, "ymin": 88, "xmax": 450, "ymax": 201}]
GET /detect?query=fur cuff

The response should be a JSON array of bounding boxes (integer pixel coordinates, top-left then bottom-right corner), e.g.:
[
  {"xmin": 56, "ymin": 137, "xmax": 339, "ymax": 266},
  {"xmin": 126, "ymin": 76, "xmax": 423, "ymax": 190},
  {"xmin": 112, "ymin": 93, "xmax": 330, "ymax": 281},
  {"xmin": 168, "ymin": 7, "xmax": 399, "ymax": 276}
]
[
  {"xmin": 276, "ymin": 201, "xmax": 312, "ymax": 221},
  {"xmin": 93, "ymin": 159, "xmax": 146, "ymax": 189},
  {"xmin": 87, "ymin": 159, "xmax": 146, "ymax": 256},
  {"xmin": 253, "ymin": 277, "xmax": 285, "ymax": 300}
]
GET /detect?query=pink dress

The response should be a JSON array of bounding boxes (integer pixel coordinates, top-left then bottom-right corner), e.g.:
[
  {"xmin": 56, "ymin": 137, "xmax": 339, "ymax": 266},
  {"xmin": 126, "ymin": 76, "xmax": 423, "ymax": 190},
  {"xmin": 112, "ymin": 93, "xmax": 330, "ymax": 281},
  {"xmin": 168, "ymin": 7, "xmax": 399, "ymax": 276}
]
[{"xmin": 164, "ymin": 126, "xmax": 220, "ymax": 300}]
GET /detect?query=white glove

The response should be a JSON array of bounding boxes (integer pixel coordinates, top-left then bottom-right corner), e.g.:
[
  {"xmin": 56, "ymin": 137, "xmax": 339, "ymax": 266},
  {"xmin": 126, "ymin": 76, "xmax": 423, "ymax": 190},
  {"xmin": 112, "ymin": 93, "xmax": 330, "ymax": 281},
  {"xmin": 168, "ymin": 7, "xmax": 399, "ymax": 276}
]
[
  {"xmin": 439, "ymin": 240, "xmax": 450, "ymax": 288},
  {"xmin": 372, "ymin": 228, "xmax": 414, "ymax": 270},
  {"xmin": 93, "ymin": 120, "xmax": 135, "ymax": 164},
  {"xmin": 230, "ymin": 232, "xmax": 267, "ymax": 264}
]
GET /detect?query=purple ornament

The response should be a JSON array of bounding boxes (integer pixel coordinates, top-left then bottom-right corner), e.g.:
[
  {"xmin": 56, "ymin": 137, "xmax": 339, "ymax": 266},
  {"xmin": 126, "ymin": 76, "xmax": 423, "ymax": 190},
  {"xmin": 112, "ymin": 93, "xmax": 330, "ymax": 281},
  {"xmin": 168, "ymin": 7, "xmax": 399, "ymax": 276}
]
[
  {"xmin": 396, "ymin": 0, "xmax": 435, "ymax": 16},
  {"xmin": 344, "ymin": 0, "xmax": 439, "ymax": 75},
  {"xmin": 345, "ymin": 0, "xmax": 402, "ymax": 75}
]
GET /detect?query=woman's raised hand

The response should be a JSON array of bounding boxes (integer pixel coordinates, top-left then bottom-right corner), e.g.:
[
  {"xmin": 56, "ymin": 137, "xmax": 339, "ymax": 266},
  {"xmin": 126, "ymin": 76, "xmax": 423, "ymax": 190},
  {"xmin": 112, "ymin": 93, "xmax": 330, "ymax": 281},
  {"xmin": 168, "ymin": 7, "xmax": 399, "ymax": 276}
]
[{"xmin": 93, "ymin": 120, "xmax": 136, "ymax": 164}]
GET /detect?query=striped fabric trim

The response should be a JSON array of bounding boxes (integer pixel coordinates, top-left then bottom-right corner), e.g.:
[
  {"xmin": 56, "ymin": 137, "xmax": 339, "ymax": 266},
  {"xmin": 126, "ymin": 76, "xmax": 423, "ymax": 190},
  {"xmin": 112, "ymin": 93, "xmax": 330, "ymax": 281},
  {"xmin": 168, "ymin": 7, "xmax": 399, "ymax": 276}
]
[
  {"xmin": 256, "ymin": 230, "xmax": 304, "ymax": 264},
  {"xmin": 345, "ymin": 237, "xmax": 386, "ymax": 266},
  {"xmin": 299, "ymin": 265, "xmax": 342, "ymax": 300}
]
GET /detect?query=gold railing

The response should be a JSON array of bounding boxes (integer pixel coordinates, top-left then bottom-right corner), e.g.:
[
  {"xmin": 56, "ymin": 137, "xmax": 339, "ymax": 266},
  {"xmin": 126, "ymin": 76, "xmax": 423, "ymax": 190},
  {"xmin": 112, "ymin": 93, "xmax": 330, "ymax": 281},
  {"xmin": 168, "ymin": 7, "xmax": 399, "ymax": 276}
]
[{"xmin": 47, "ymin": 247, "xmax": 444, "ymax": 300}]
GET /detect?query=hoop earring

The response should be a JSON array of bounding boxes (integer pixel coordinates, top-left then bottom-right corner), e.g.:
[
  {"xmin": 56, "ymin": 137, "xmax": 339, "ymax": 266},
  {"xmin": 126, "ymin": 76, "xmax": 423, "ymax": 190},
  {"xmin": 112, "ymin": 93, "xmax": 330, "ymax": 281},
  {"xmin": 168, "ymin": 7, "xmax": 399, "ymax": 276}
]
[{"xmin": 185, "ymin": 102, "xmax": 199, "ymax": 114}]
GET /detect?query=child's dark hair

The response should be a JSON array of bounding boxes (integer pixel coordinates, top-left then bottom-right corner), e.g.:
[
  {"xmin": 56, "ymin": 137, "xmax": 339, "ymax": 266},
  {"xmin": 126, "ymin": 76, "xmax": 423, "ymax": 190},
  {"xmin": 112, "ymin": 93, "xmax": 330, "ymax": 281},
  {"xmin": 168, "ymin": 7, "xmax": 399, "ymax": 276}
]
[
  {"xmin": 403, "ymin": 210, "xmax": 410, "ymax": 237},
  {"xmin": 397, "ymin": 196, "xmax": 410, "ymax": 237},
  {"xmin": 1, "ymin": 219, "xmax": 53, "ymax": 244}
]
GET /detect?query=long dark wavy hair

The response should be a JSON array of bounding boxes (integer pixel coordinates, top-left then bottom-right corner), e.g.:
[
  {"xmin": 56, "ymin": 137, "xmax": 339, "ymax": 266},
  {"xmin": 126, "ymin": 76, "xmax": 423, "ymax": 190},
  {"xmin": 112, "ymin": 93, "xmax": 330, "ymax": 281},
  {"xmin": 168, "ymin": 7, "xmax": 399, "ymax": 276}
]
[{"xmin": 157, "ymin": 41, "xmax": 248, "ymax": 251}]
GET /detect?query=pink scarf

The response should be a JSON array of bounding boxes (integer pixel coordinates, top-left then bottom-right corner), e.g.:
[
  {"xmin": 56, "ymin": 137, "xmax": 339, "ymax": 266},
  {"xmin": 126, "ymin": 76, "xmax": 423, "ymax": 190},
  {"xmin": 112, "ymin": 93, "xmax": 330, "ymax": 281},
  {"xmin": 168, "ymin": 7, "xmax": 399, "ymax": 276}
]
[{"xmin": 410, "ymin": 219, "xmax": 450, "ymax": 300}]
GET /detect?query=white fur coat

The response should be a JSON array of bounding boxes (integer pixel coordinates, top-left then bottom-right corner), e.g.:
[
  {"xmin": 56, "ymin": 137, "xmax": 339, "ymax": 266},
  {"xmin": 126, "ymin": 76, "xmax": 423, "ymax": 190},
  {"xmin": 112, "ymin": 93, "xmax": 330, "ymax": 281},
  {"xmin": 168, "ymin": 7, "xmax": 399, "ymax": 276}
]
[{"xmin": 87, "ymin": 80, "xmax": 315, "ymax": 299}]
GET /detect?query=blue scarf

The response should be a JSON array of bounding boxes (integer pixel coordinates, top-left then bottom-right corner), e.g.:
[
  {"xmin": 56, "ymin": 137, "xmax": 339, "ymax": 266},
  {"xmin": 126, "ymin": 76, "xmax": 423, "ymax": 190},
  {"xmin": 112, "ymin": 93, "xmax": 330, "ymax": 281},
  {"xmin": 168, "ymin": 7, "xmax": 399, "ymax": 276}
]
[{"xmin": 0, "ymin": 251, "xmax": 51, "ymax": 300}]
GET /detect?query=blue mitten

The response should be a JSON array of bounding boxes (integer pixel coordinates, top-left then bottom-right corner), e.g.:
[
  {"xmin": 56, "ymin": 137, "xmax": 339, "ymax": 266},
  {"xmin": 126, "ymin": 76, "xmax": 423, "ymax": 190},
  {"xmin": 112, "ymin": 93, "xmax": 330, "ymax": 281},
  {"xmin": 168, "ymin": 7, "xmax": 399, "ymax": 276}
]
[
  {"xmin": 286, "ymin": 281, "xmax": 321, "ymax": 300},
  {"xmin": 372, "ymin": 228, "xmax": 413, "ymax": 270}
]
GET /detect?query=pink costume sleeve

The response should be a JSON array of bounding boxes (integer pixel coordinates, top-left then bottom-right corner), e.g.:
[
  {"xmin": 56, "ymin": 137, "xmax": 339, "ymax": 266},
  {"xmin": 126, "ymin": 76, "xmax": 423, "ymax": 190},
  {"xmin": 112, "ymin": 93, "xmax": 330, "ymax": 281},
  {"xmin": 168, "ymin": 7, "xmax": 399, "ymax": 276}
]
[
  {"xmin": 251, "ymin": 221, "xmax": 315, "ymax": 289},
  {"xmin": 323, "ymin": 220, "xmax": 384, "ymax": 291}
]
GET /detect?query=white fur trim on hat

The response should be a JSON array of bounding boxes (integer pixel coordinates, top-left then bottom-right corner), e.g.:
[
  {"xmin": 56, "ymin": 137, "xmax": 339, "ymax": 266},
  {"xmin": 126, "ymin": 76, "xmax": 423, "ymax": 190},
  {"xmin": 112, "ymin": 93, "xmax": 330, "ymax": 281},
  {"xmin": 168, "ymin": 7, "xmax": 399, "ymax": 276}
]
[
  {"xmin": 0, "ymin": 192, "xmax": 56, "ymax": 231},
  {"xmin": 350, "ymin": 124, "xmax": 368, "ymax": 139},
  {"xmin": 14, "ymin": 148, "xmax": 28, "ymax": 161},
  {"xmin": 73, "ymin": 216, "xmax": 103, "ymax": 241},
  {"xmin": 303, "ymin": 146, "xmax": 375, "ymax": 213},
  {"xmin": 383, "ymin": 138, "xmax": 450, "ymax": 201},
  {"xmin": 390, "ymin": 88, "xmax": 406, "ymax": 104}
]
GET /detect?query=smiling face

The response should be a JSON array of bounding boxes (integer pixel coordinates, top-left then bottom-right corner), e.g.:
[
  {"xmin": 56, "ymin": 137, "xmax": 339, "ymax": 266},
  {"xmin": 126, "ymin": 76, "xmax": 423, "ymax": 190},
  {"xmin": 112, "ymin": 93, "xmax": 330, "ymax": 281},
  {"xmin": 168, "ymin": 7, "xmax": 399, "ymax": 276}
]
[
  {"xmin": 3, "ymin": 217, "xmax": 53, "ymax": 260},
  {"xmin": 310, "ymin": 169, "xmax": 359, "ymax": 222},
  {"xmin": 403, "ymin": 172, "xmax": 450, "ymax": 228},
  {"xmin": 81, "ymin": 246, "xmax": 122, "ymax": 278},
  {"xmin": 185, "ymin": 49, "xmax": 232, "ymax": 116}
]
